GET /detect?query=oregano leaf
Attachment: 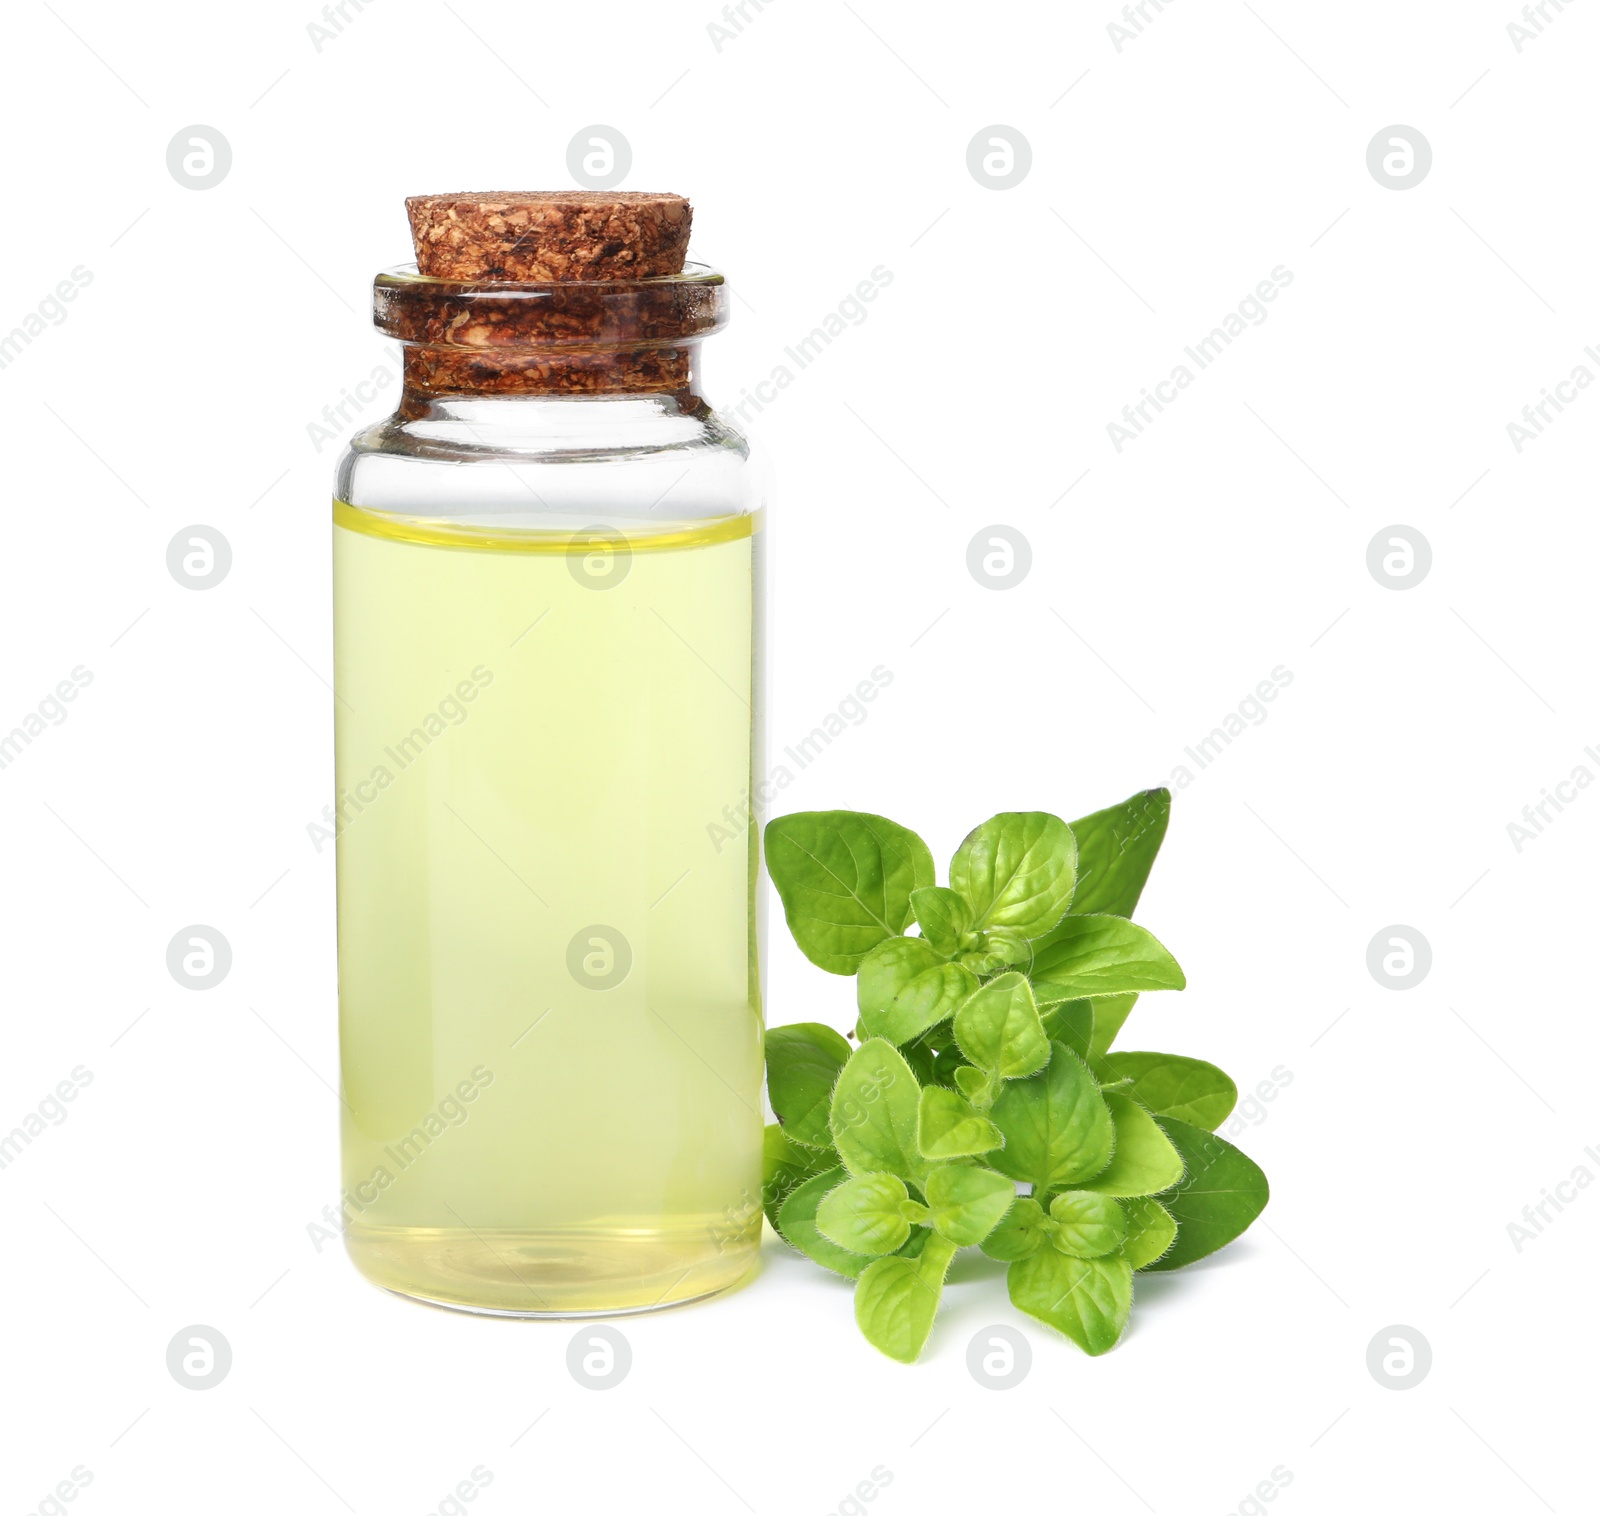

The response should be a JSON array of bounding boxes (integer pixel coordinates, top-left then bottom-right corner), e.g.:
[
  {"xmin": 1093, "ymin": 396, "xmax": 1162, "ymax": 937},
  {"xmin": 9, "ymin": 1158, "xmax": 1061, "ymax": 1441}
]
[
  {"xmin": 953, "ymin": 1064, "xmax": 992, "ymax": 1106},
  {"xmin": 1047, "ymin": 1191, "xmax": 1128, "ymax": 1258},
  {"xmin": 1100, "ymin": 1051, "xmax": 1238, "ymax": 1130},
  {"xmin": 952, "ymin": 972, "xmax": 1050, "ymax": 1079},
  {"xmin": 1077, "ymin": 1091, "xmax": 1185, "ymax": 1197},
  {"xmin": 765, "ymin": 1023, "xmax": 852, "ymax": 1148},
  {"xmin": 900, "ymin": 1034, "xmax": 938, "ymax": 1087},
  {"xmin": 1061, "ymin": 788, "xmax": 1170, "ymax": 921},
  {"xmin": 980, "ymin": 1196, "xmax": 1051, "ymax": 1262},
  {"xmin": 1039, "ymin": 997, "xmax": 1095, "ymax": 1064},
  {"xmin": 854, "ymin": 1233, "xmax": 957, "ymax": 1363},
  {"xmin": 815, "ymin": 1172, "xmax": 913, "ymax": 1257},
  {"xmin": 1086, "ymin": 992, "xmax": 1139, "ymax": 1060},
  {"xmin": 931, "ymin": 1043, "xmax": 973, "ymax": 1091},
  {"xmin": 988, "ymin": 1043, "xmax": 1114, "ymax": 1197},
  {"xmin": 909, "ymin": 886, "xmax": 971, "ymax": 956},
  {"xmin": 925, "ymin": 1163, "xmax": 1016, "ymax": 1247},
  {"xmin": 984, "ymin": 929, "xmax": 1034, "ymax": 967},
  {"xmin": 761, "ymin": 1123, "xmax": 836, "ymax": 1231},
  {"xmin": 1119, "ymin": 1195, "xmax": 1178, "ymax": 1270},
  {"xmin": 1027, "ymin": 999, "xmax": 1148, "ymax": 1066},
  {"xmin": 829, "ymin": 1038, "xmax": 927, "ymax": 1185},
  {"xmin": 949, "ymin": 813, "xmax": 1078, "ymax": 938},
  {"xmin": 916, "ymin": 1084, "xmax": 1003, "ymax": 1160},
  {"xmin": 1008, "ymin": 1249, "xmax": 1133, "ymax": 1356},
  {"xmin": 776, "ymin": 1167, "xmax": 872, "ymax": 1278},
  {"xmin": 764, "ymin": 811, "xmax": 935, "ymax": 974},
  {"xmin": 1143, "ymin": 1118, "xmax": 1270, "ymax": 1271},
  {"xmin": 857, "ymin": 937, "xmax": 978, "ymax": 1046},
  {"xmin": 1029, "ymin": 916, "xmax": 1185, "ymax": 1002},
  {"xmin": 759, "ymin": 792, "xmax": 1270, "ymax": 1366}
]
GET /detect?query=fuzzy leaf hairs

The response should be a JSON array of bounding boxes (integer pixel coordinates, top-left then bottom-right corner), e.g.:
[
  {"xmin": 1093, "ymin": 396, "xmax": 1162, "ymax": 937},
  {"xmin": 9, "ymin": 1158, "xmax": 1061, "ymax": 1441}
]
[{"xmin": 760, "ymin": 790, "xmax": 1269, "ymax": 1361}]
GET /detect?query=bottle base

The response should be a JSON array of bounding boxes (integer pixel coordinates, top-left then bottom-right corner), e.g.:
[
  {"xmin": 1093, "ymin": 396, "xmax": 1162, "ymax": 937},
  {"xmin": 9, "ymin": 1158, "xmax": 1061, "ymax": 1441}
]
[{"xmin": 345, "ymin": 1221, "xmax": 760, "ymax": 1317}]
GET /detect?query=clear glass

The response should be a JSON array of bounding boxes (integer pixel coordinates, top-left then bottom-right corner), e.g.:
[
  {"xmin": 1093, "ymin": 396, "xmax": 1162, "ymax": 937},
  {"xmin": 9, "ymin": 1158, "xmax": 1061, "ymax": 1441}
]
[{"xmin": 331, "ymin": 277, "xmax": 766, "ymax": 1316}]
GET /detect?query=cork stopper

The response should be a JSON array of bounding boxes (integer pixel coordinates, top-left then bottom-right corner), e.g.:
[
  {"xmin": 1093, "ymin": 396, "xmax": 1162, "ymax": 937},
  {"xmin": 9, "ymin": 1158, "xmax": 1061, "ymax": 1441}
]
[{"xmin": 405, "ymin": 191, "xmax": 692, "ymax": 282}]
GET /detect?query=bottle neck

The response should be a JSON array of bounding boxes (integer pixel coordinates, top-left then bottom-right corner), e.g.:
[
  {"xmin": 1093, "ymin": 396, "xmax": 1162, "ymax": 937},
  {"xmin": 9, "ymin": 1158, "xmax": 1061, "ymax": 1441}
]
[
  {"xmin": 374, "ymin": 265, "xmax": 728, "ymax": 417},
  {"xmin": 398, "ymin": 342, "xmax": 703, "ymax": 416}
]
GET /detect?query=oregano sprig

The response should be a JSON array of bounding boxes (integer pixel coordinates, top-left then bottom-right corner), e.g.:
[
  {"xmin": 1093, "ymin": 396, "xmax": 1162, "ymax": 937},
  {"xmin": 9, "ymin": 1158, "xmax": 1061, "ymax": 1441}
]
[{"xmin": 759, "ymin": 789, "xmax": 1270, "ymax": 1362}]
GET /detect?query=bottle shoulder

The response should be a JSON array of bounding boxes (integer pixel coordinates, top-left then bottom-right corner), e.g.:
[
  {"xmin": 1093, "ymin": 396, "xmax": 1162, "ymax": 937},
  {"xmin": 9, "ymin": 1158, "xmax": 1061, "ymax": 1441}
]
[{"xmin": 335, "ymin": 394, "xmax": 763, "ymax": 524}]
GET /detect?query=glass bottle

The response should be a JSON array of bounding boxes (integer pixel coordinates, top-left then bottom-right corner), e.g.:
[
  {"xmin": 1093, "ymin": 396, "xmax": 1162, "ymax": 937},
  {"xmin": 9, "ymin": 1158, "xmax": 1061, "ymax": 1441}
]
[{"xmin": 331, "ymin": 207, "xmax": 765, "ymax": 1315}]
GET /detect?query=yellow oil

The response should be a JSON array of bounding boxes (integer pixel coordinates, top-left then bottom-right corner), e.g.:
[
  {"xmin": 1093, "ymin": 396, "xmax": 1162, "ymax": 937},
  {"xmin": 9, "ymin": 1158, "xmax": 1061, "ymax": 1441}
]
[{"xmin": 332, "ymin": 501, "xmax": 764, "ymax": 1314}]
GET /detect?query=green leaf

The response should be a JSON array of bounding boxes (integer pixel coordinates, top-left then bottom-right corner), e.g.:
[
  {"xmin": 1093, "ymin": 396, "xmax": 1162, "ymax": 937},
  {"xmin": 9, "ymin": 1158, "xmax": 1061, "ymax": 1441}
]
[
  {"xmin": 1028, "ymin": 916, "xmax": 1185, "ymax": 1001},
  {"xmin": 1077, "ymin": 1091, "xmax": 1185, "ymax": 1197},
  {"xmin": 953, "ymin": 1064, "xmax": 992, "ymax": 1106},
  {"xmin": 815, "ymin": 1172, "xmax": 913, "ymax": 1257},
  {"xmin": 949, "ymin": 812, "xmax": 1078, "ymax": 938},
  {"xmin": 1028, "ymin": 787, "xmax": 1169, "ymax": 1049},
  {"xmin": 896, "ymin": 1226, "xmax": 932, "ymax": 1260},
  {"xmin": 957, "ymin": 944, "xmax": 1014, "ymax": 977},
  {"xmin": 776, "ymin": 1167, "xmax": 872, "ymax": 1278},
  {"xmin": 980, "ymin": 1196, "xmax": 1050, "ymax": 1261},
  {"xmin": 854, "ymin": 1233, "xmax": 958, "ymax": 1363},
  {"xmin": 1039, "ymin": 997, "xmax": 1095, "ymax": 1063},
  {"xmin": 829, "ymin": 1038, "xmax": 927, "ymax": 1185},
  {"xmin": 925, "ymin": 1164, "xmax": 1016, "ymax": 1247},
  {"xmin": 952, "ymin": 972, "xmax": 1050, "ymax": 1079},
  {"xmin": 1062, "ymin": 788, "xmax": 1170, "ymax": 921},
  {"xmin": 764, "ymin": 811, "xmax": 935, "ymax": 974},
  {"xmin": 919, "ymin": 1020, "xmax": 957, "ymax": 1053},
  {"xmin": 1119, "ymin": 1196, "xmax": 1178, "ymax": 1270},
  {"xmin": 909, "ymin": 886, "xmax": 971, "ymax": 956},
  {"xmin": 902, "ymin": 1025, "xmax": 950, "ymax": 1088},
  {"xmin": 1008, "ymin": 1249, "xmax": 1132, "ymax": 1356},
  {"xmin": 988, "ymin": 1043, "xmax": 1114, "ymax": 1197},
  {"xmin": 916, "ymin": 1085, "xmax": 1003, "ymax": 1160},
  {"xmin": 1143, "ymin": 1118, "xmax": 1270, "ymax": 1271},
  {"xmin": 765, "ymin": 1023, "xmax": 852, "ymax": 1148},
  {"xmin": 984, "ymin": 929, "xmax": 1034, "ymax": 967},
  {"xmin": 1100, "ymin": 1051, "xmax": 1238, "ymax": 1130},
  {"xmin": 1086, "ymin": 993, "xmax": 1138, "ymax": 1060},
  {"xmin": 900, "ymin": 1034, "xmax": 937, "ymax": 1087},
  {"xmin": 761, "ymin": 1123, "xmax": 836, "ymax": 1230},
  {"xmin": 857, "ymin": 937, "xmax": 979, "ymax": 1046},
  {"xmin": 931, "ymin": 1043, "xmax": 972, "ymax": 1091},
  {"xmin": 1048, "ymin": 1191, "xmax": 1128, "ymax": 1258}
]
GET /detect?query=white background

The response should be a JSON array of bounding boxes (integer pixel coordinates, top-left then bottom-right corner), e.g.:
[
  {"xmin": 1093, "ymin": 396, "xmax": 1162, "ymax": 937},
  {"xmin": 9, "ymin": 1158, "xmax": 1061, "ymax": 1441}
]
[{"xmin": 2, "ymin": 2, "xmax": 1596, "ymax": 1512}]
